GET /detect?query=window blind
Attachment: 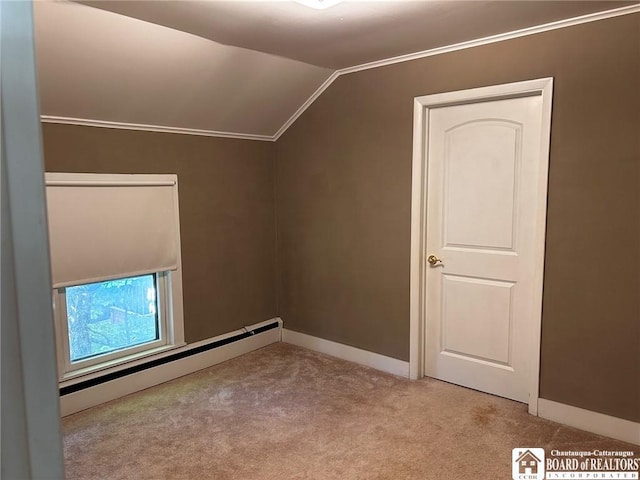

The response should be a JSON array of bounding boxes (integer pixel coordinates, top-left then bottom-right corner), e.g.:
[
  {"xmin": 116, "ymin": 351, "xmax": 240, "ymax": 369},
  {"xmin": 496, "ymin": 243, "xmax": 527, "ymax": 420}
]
[{"xmin": 45, "ymin": 173, "xmax": 181, "ymax": 288}]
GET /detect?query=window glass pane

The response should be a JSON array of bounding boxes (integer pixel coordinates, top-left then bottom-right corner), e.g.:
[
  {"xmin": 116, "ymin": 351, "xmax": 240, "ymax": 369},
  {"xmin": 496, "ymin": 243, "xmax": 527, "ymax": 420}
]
[{"xmin": 65, "ymin": 274, "xmax": 159, "ymax": 362}]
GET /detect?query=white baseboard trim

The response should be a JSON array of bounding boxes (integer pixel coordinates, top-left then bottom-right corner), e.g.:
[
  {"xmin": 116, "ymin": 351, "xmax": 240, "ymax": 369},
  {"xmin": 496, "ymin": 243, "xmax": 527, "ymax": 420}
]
[
  {"xmin": 282, "ymin": 328, "xmax": 410, "ymax": 378},
  {"xmin": 538, "ymin": 398, "xmax": 640, "ymax": 445},
  {"xmin": 60, "ymin": 318, "xmax": 282, "ymax": 416}
]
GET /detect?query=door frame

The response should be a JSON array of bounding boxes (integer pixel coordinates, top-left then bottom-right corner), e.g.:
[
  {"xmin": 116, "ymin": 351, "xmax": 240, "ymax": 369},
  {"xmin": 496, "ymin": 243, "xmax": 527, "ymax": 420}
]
[{"xmin": 408, "ymin": 78, "xmax": 553, "ymax": 415}]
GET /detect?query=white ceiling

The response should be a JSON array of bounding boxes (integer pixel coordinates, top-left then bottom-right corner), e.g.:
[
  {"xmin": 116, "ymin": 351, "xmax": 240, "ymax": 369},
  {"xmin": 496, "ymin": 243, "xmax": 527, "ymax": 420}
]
[
  {"xmin": 34, "ymin": 0, "xmax": 638, "ymax": 139},
  {"xmin": 34, "ymin": 1, "xmax": 333, "ymax": 138},
  {"xmin": 79, "ymin": 0, "xmax": 635, "ymax": 69}
]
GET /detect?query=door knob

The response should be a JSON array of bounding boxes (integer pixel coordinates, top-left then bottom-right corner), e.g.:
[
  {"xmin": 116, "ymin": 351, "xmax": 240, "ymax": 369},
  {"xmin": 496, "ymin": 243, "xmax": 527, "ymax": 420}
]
[{"xmin": 427, "ymin": 255, "xmax": 443, "ymax": 266}]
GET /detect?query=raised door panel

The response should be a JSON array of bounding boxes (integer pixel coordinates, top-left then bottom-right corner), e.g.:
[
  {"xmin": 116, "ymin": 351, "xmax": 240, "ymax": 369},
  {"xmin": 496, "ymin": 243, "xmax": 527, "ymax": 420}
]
[{"xmin": 444, "ymin": 121, "xmax": 521, "ymax": 252}]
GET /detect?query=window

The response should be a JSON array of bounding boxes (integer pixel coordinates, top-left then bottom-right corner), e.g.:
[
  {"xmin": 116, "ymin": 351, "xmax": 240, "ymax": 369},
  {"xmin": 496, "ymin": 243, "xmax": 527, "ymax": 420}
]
[
  {"xmin": 46, "ymin": 173, "xmax": 185, "ymax": 380},
  {"xmin": 58, "ymin": 273, "xmax": 168, "ymax": 371}
]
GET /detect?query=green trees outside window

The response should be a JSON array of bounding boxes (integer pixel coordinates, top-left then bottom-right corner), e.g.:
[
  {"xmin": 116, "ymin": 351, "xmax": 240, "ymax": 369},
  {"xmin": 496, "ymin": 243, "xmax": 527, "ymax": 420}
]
[{"xmin": 65, "ymin": 274, "xmax": 159, "ymax": 362}]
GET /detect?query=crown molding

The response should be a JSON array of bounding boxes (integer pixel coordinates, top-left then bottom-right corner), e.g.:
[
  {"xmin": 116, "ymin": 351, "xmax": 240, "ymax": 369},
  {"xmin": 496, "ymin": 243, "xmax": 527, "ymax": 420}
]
[
  {"xmin": 40, "ymin": 116, "xmax": 276, "ymax": 142},
  {"xmin": 272, "ymin": 71, "xmax": 340, "ymax": 140},
  {"xmin": 41, "ymin": 5, "xmax": 639, "ymax": 142},
  {"xmin": 338, "ymin": 4, "xmax": 640, "ymax": 76},
  {"xmin": 272, "ymin": 4, "xmax": 640, "ymax": 140}
]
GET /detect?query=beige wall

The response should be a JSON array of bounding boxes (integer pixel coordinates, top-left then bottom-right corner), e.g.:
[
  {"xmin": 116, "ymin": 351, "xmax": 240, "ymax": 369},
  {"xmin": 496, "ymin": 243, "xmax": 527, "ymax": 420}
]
[
  {"xmin": 42, "ymin": 124, "xmax": 277, "ymax": 343},
  {"xmin": 276, "ymin": 14, "xmax": 639, "ymax": 422},
  {"xmin": 41, "ymin": 13, "xmax": 639, "ymax": 423}
]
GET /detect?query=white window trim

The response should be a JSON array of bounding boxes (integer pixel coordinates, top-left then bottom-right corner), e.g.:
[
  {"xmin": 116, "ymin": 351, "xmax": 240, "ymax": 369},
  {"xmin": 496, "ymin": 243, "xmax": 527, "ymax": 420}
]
[
  {"xmin": 55, "ymin": 272, "xmax": 166, "ymax": 378},
  {"xmin": 48, "ymin": 173, "xmax": 186, "ymax": 383}
]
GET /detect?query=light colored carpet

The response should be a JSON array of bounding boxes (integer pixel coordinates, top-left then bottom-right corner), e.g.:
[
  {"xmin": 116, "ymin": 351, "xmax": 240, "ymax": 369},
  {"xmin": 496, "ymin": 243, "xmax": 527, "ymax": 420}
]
[{"xmin": 63, "ymin": 343, "xmax": 636, "ymax": 479}]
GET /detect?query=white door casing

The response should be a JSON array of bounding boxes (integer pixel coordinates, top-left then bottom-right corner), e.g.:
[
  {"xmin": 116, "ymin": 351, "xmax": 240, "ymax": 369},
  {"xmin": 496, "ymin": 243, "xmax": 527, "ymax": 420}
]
[{"xmin": 409, "ymin": 78, "xmax": 553, "ymax": 414}]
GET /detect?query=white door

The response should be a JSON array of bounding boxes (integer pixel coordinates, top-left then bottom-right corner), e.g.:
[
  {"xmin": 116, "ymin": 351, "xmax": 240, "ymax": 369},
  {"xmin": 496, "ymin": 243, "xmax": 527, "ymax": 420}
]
[{"xmin": 423, "ymin": 93, "xmax": 547, "ymax": 403}]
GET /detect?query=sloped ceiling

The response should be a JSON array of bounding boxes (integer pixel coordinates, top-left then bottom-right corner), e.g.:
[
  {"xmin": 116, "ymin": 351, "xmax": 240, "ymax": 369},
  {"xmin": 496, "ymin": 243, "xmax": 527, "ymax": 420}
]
[
  {"xmin": 34, "ymin": 0, "xmax": 638, "ymax": 139},
  {"xmin": 34, "ymin": 1, "xmax": 333, "ymax": 138},
  {"xmin": 78, "ymin": 0, "xmax": 636, "ymax": 70}
]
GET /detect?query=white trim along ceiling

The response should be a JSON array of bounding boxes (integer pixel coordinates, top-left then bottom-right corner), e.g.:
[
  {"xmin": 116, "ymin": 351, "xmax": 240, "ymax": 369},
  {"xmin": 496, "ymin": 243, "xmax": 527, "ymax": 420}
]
[{"xmin": 39, "ymin": 4, "xmax": 640, "ymax": 142}]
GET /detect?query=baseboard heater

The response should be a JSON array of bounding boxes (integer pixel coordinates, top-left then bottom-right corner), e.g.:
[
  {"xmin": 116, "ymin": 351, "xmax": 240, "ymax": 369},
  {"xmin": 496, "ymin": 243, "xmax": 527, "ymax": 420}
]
[{"xmin": 60, "ymin": 321, "xmax": 279, "ymax": 396}]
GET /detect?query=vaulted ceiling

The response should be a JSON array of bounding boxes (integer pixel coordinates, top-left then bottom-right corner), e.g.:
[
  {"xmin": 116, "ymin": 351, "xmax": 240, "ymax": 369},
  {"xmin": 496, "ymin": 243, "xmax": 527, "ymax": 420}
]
[{"xmin": 33, "ymin": 0, "xmax": 638, "ymax": 140}]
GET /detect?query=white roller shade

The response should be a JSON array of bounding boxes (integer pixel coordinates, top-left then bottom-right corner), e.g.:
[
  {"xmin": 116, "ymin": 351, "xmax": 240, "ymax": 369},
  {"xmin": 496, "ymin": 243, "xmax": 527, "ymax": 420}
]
[{"xmin": 45, "ymin": 173, "xmax": 181, "ymax": 288}]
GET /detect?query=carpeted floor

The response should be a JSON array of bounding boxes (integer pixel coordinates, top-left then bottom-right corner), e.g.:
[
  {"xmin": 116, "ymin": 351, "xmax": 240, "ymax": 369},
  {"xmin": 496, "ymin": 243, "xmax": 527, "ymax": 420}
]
[{"xmin": 63, "ymin": 343, "xmax": 637, "ymax": 479}]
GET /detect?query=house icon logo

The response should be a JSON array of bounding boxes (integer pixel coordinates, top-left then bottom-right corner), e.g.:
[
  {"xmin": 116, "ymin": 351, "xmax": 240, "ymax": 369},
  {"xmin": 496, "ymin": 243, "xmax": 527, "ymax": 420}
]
[{"xmin": 512, "ymin": 448, "xmax": 545, "ymax": 480}]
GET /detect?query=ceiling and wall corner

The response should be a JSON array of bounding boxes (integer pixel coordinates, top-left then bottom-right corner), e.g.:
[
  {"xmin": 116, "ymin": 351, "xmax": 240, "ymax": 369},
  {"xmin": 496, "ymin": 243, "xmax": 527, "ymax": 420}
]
[
  {"xmin": 35, "ymin": 0, "xmax": 640, "ymax": 141},
  {"xmin": 33, "ymin": 0, "xmax": 334, "ymax": 141}
]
